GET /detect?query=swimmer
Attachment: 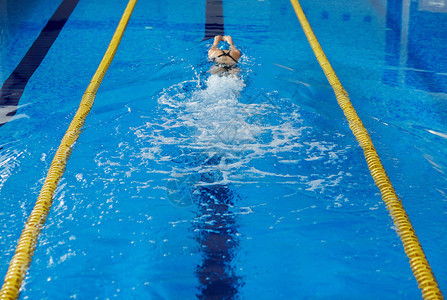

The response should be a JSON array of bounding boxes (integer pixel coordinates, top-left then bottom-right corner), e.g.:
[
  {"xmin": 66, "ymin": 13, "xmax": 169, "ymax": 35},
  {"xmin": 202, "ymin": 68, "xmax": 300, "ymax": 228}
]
[{"xmin": 208, "ymin": 35, "xmax": 241, "ymax": 76}]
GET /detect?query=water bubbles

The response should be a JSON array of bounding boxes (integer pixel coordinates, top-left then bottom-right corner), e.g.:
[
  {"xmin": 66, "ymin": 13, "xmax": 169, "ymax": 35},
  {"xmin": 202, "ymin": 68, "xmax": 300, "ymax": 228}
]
[{"xmin": 123, "ymin": 62, "xmax": 353, "ymax": 208}]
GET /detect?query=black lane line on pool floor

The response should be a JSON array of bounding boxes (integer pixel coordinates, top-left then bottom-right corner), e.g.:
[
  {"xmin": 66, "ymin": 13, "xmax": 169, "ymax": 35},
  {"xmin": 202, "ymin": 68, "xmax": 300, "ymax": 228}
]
[
  {"xmin": 0, "ymin": 0, "xmax": 80, "ymax": 127},
  {"xmin": 204, "ymin": 0, "xmax": 224, "ymax": 40}
]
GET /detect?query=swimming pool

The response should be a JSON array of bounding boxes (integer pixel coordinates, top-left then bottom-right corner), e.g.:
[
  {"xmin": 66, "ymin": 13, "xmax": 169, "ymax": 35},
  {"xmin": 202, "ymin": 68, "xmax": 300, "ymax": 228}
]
[{"xmin": 1, "ymin": 0, "xmax": 446, "ymax": 298}]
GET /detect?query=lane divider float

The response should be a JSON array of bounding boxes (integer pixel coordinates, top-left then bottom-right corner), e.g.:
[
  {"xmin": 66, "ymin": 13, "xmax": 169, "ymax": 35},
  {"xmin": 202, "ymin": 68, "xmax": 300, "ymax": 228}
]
[
  {"xmin": 289, "ymin": 0, "xmax": 443, "ymax": 299},
  {"xmin": 0, "ymin": 0, "xmax": 138, "ymax": 298}
]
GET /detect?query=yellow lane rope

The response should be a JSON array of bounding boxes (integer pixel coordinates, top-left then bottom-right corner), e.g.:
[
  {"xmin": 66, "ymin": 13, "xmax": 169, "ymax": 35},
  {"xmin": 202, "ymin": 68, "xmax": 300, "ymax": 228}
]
[
  {"xmin": 289, "ymin": 0, "xmax": 443, "ymax": 299},
  {"xmin": 0, "ymin": 0, "xmax": 137, "ymax": 298}
]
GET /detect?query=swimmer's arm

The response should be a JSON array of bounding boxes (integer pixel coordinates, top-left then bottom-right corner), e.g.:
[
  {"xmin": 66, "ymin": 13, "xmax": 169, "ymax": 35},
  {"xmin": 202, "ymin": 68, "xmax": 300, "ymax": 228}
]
[
  {"xmin": 229, "ymin": 45, "xmax": 241, "ymax": 60},
  {"xmin": 211, "ymin": 35, "xmax": 222, "ymax": 48},
  {"xmin": 224, "ymin": 36, "xmax": 242, "ymax": 60},
  {"xmin": 208, "ymin": 35, "xmax": 223, "ymax": 59},
  {"xmin": 223, "ymin": 36, "xmax": 235, "ymax": 47}
]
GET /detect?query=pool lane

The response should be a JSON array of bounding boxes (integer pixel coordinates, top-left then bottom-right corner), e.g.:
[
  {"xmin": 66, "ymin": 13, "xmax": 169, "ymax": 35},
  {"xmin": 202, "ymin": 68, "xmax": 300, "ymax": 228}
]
[
  {"xmin": 204, "ymin": 0, "xmax": 224, "ymax": 40},
  {"xmin": 0, "ymin": 0, "xmax": 137, "ymax": 297},
  {"xmin": 0, "ymin": 0, "xmax": 79, "ymax": 127}
]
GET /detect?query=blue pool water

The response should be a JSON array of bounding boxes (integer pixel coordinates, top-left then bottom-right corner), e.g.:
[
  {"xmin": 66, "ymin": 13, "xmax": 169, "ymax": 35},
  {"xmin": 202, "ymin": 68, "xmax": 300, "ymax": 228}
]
[{"xmin": 1, "ymin": 0, "xmax": 446, "ymax": 298}]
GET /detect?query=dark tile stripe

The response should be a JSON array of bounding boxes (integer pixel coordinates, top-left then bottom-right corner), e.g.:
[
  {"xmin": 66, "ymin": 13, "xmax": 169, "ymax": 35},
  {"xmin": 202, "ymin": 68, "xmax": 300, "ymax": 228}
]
[
  {"xmin": 204, "ymin": 0, "xmax": 224, "ymax": 40},
  {"xmin": 0, "ymin": 0, "xmax": 80, "ymax": 126}
]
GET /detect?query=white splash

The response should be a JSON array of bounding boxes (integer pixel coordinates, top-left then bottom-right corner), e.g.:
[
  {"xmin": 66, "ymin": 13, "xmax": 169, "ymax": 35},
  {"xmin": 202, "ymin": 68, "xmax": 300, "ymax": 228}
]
[{"xmin": 127, "ymin": 70, "xmax": 348, "ymax": 192}]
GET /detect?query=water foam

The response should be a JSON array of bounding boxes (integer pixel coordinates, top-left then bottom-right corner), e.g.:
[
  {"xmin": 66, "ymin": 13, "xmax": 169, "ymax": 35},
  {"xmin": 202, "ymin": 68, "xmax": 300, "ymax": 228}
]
[
  {"xmin": 130, "ymin": 71, "xmax": 348, "ymax": 192},
  {"xmin": 133, "ymin": 73, "xmax": 297, "ymax": 185}
]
